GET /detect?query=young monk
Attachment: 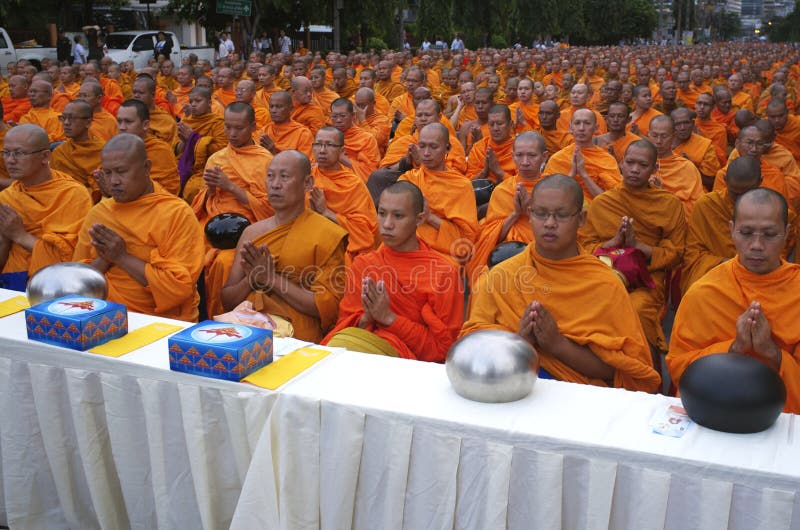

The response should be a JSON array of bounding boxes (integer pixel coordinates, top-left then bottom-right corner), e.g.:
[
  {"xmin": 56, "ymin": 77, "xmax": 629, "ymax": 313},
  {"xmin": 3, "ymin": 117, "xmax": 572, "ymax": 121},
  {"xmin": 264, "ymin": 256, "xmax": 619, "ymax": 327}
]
[
  {"xmin": 595, "ymin": 101, "xmax": 639, "ymax": 162},
  {"xmin": 258, "ymin": 91, "xmax": 314, "ymax": 156},
  {"xmin": 329, "ymin": 98, "xmax": 381, "ymax": 182},
  {"xmin": 466, "ymin": 104, "xmax": 516, "ymax": 183},
  {"xmin": 353, "ymin": 88, "xmax": 391, "ymax": 156},
  {"xmin": 671, "ymin": 107, "xmax": 719, "ymax": 190},
  {"xmin": 627, "ymin": 84, "xmax": 662, "ymax": 137},
  {"xmin": 461, "ymin": 173, "xmax": 660, "ymax": 392},
  {"xmin": 289, "ymin": 76, "xmax": 325, "ymax": 135},
  {"xmin": 647, "ymin": 115, "xmax": 704, "ymax": 218},
  {"xmin": 50, "ymin": 100, "xmax": 104, "ymax": 196},
  {"xmin": 668, "ymin": 188, "xmax": 800, "ymax": 414},
  {"xmin": 765, "ymin": 99, "xmax": 800, "ymax": 164},
  {"xmin": 132, "ymin": 75, "xmax": 177, "ymax": 147},
  {"xmin": 694, "ymin": 92, "xmax": 728, "ymax": 167}
]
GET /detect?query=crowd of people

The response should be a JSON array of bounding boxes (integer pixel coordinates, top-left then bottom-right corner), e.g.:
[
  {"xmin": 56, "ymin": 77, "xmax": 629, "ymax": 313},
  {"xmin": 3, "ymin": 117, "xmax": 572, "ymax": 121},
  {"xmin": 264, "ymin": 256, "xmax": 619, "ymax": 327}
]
[{"xmin": 0, "ymin": 39, "xmax": 799, "ymax": 411}]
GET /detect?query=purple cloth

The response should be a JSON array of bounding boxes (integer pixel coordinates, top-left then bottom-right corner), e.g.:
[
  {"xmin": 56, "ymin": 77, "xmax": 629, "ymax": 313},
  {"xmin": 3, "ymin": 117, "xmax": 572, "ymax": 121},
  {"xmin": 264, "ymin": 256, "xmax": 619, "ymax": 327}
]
[{"xmin": 178, "ymin": 131, "xmax": 202, "ymax": 197}]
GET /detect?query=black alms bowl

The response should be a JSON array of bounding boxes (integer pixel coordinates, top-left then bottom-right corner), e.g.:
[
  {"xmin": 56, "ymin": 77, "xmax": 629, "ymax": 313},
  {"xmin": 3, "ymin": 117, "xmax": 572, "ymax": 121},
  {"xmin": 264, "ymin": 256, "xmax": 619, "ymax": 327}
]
[
  {"xmin": 488, "ymin": 241, "xmax": 527, "ymax": 268},
  {"xmin": 205, "ymin": 213, "xmax": 251, "ymax": 250},
  {"xmin": 472, "ymin": 178, "xmax": 495, "ymax": 207}
]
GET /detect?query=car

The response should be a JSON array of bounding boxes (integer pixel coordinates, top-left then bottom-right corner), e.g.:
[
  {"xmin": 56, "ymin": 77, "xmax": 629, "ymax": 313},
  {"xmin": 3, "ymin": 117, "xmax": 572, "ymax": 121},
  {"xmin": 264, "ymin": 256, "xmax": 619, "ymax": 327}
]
[
  {"xmin": 0, "ymin": 27, "xmax": 58, "ymax": 74},
  {"xmin": 105, "ymin": 30, "xmax": 215, "ymax": 70}
]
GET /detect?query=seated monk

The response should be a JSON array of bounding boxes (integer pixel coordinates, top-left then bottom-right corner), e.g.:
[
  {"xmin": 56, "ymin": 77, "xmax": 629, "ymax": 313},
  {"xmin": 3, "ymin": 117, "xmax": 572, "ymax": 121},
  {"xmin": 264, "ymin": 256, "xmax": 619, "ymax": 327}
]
[
  {"xmin": 177, "ymin": 86, "xmax": 228, "ymax": 202},
  {"xmin": 332, "ymin": 65, "xmax": 358, "ymax": 99},
  {"xmin": 0, "ymin": 124, "xmax": 92, "ymax": 290},
  {"xmin": 448, "ymin": 81, "xmax": 478, "ymax": 131},
  {"xmin": 456, "ymin": 87, "xmax": 492, "ymax": 154},
  {"xmin": 308, "ymin": 67, "xmax": 337, "ymax": 120},
  {"xmin": 667, "ymin": 188, "xmax": 800, "ymax": 414},
  {"xmin": 671, "ymin": 107, "xmax": 719, "ymax": 191},
  {"xmin": 221, "ymin": 150, "xmax": 347, "ymax": 342},
  {"xmin": 534, "ymin": 100, "xmax": 574, "ymax": 155},
  {"xmin": 172, "ymin": 65, "xmax": 195, "ymax": 119},
  {"xmin": 310, "ymin": 126, "xmax": 377, "ymax": 262},
  {"xmin": 77, "ymin": 81, "xmax": 118, "ymax": 141},
  {"xmin": 82, "ymin": 62, "xmax": 123, "ymax": 117},
  {"xmin": 258, "ymin": 91, "xmax": 314, "ymax": 156},
  {"xmin": 195, "ymin": 76, "xmax": 225, "ymax": 117},
  {"xmin": 254, "ymin": 64, "xmax": 280, "ymax": 109},
  {"xmin": 116, "ymin": 100, "xmax": 180, "ymax": 195},
  {"xmin": 465, "ymin": 132, "xmax": 548, "ymax": 284},
  {"xmin": 1, "ymin": 75, "xmax": 31, "ymax": 123},
  {"xmin": 374, "ymin": 60, "xmax": 406, "ymax": 104},
  {"xmin": 289, "ymin": 76, "xmax": 325, "ymax": 135},
  {"xmin": 50, "ymin": 100, "xmax": 104, "ymax": 196},
  {"xmin": 595, "ymin": 101, "xmax": 639, "ymax": 162},
  {"xmin": 710, "ymin": 85, "xmax": 738, "ymax": 145},
  {"xmin": 212, "ymin": 67, "xmax": 237, "ymax": 107},
  {"xmin": 356, "ymin": 68, "xmax": 392, "ymax": 117},
  {"xmin": 510, "ymin": 77, "xmax": 540, "ymax": 132},
  {"xmin": 397, "ymin": 123, "xmax": 478, "ymax": 264},
  {"xmin": 395, "ymin": 87, "xmax": 458, "ymax": 140},
  {"xmin": 466, "ymin": 104, "xmax": 516, "ymax": 183},
  {"xmin": 461, "ymin": 173, "xmax": 660, "ymax": 392},
  {"xmin": 329, "ymin": 98, "xmax": 381, "ymax": 182},
  {"xmin": 0, "ymin": 105, "xmax": 9, "ymax": 187},
  {"xmin": 555, "ymin": 83, "xmax": 607, "ymax": 135},
  {"xmin": 354, "ymin": 87, "xmax": 391, "ymax": 156},
  {"xmin": 694, "ymin": 92, "xmax": 728, "ymax": 167},
  {"xmin": 543, "ymin": 108, "xmax": 622, "ymax": 202},
  {"xmin": 752, "ymin": 119, "xmax": 800, "ymax": 200},
  {"xmin": 580, "ymin": 140, "xmax": 687, "ymax": 354},
  {"xmin": 235, "ymin": 79, "xmax": 270, "ymax": 129},
  {"xmin": 52, "ymin": 65, "xmax": 81, "ymax": 113},
  {"xmin": 132, "ymin": 74, "xmax": 177, "ymax": 147},
  {"xmin": 766, "ymin": 99, "xmax": 800, "ymax": 165},
  {"xmin": 627, "ymin": 84, "xmax": 662, "ymax": 137},
  {"xmin": 647, "ymin": 115, "xmax": 703, "ymax": 218},
  {"xmin": 19, "ymin": 80, "xmax": 65, "ymax": 142},
  {"xmin": 74, "ymin": 134, "xmax": 204, "ymax": 321},
  {"xmin": 390, "ymin": 67, "xmax": 425, "ymax": 124},
  {"xmin": 324, "ymin": 181, "xmax": 463, "ymax": 362}
]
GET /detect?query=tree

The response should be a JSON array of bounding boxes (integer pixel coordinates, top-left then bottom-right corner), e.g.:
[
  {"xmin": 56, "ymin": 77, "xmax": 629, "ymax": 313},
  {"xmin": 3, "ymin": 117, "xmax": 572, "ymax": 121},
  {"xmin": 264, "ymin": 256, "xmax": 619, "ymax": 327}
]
[{"xmin": 417, "ymin": 0, "xmax": 452, "ymax": 44}]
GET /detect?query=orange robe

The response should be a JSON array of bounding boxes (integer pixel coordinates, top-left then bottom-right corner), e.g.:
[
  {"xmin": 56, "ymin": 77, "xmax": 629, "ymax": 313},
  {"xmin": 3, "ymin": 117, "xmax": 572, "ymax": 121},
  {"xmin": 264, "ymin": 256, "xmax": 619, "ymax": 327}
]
[
  {"xmin": 667, "ymin": 259, "xmax": 800, "ymax": 414},
  {"xmin": 375, "ymin": 80, "xmax": 405, "ymax": 103},
  {"xmin": 390, "ymin": 92, "xmax": 415, "ymax": 119},
  {"xmin": 19, "ymin": 107, "xmax": 65, "ymax": 142},
  {"xmin": 694, "ymin": 118, "xmax": 728, "ymax": 166},
  {"xmin": 775, "ymin": 114, "xmax": 800, "ymax": 163},
  {"xmin": 254, "ymin": 86, "xmax": 279, "ymax": 109},
  {"xmin": 148, "ymin": 106, "xmax": 178, "ymax": 146},
  {"xmin": 731, "ymin": 90, "xmax": 754, "ymax": 112},
  {"xmin": 543, "ymin": 144, "xmax": 622, "ymax": 200},
  {"xmin": 713, "ymin": 157, "xmax": 790, "ymax": 202},
  {"xmin": 357, "ymin": 112, "xmax": 392, "ymax": 155},
  {"xmin": 173, "ymin": 85, "xmax": 194, "ymax": 118},
  {"xmin": 674, "ymin": 133, "xmax": 720, "ymax": 178},
  {"xmin": 51, "ymin": 82, "xmax": 80, "ymax": 113},
  {"xmin": 336, "ymin": 79, "xmax": 358, "ymax": 99},
  {"xmin": 465, "ymin": 136, "xmax": 516, "ymax": 182},
  {"xmin": 380, "ymin": 130, "xmax": 467, "ymax": 174},
  {"xmin": 654, "ymin": 154, "xmax": 704, "ymax": 218},
  {"xmin": 725, "ymin": 145, "xmax": 800, "ymax": 201},
  {"xmin": 99, "ymin": 78, "xmax": 123, "ymax": 116},
  {"xmin": 88, "ymin": 109, "xmax": 118, "ymax": 141},
  {"xmin": 535, "ymin": 127, "xmax": 574, "ymax": 156},
  {"xmin": 310, "ymin": 165, "xmax": 377, "ymax": 261},
  {"xmin": 245, "ymin": 209, "xmax": 347, "ymax": 342},
  {"xmin": 555, "ymin": 107, "xmax": 608, "ymax": 135},
  {"xmin": 142, "ymin": 135, "xmax": 180, "ymax": 195},
  {"xmin": 603, "ymin": 131, "xmax": 640, "ymax": 162},
  {"xmin": 156, "ymin": 74, "xmax": 179, "ymax": 92},
  {"xmin": 710, "ymin": 107, "xmax": 739, "ymax": 143},
  {"xmin": 50, "ymin": 138, "xmax": 104, "ymax": 193},
  {"xmin": 323, "ymin": 241, "xmax": 463, "ymax": 362},
  {"xmin": 182, "ymin": 112, "xmax": 228, "ymax": 155},
  {"xmin": 74, "ymin": 183, "xmax": 204, "ymax": 322},
  {"xmin": 179, "ymin": 113, "xmax": 229, "ymax": 203},
  {"xmin": 260, "ymin": 120, "xmax": 314, "ymax": 156},
  {"xmin": 627, "ymin": 107, "xmax": 662, "ymax": 137},
  {"xmin": 461, "ymin": 244, "xmax": 660, "ymax": 392},
  {"xmin": 312, "ymin": 88, "xmax": 339, "ymax": 117},
  {"xmin": 1, "ymin": 97, "xmax": 31, "ymax": 123},
  {"xmin": 290, "ymin": 102, "xmax": 326, "ymax": 136},
  {"xmin": 398, "ymin": 165, "xmax": 478, "ymax": 263},
  {"xmin": 213, "ymin": 88, "xmax": 236, "ymax": 107},
  {"xmin": 677, "ymin": 88, "xmax": 700, "ymax": 109},
  {"xmin": 342, "ymin": 125, "xmax": 381, "ymax": 182},
  {"xmin": 454, "ymin": 103, "xmax": 478, "ymax": 130},
  {"xmin": 0, "ymin": 170, "xmax": 92, "ymax": 277},
  {"xmin": 580, "ymin": 184, "xmax": 687, "ymax": 350},
  {"xmin": 394, "ymin": 115, "xmax": 457, "ymax": 139}
]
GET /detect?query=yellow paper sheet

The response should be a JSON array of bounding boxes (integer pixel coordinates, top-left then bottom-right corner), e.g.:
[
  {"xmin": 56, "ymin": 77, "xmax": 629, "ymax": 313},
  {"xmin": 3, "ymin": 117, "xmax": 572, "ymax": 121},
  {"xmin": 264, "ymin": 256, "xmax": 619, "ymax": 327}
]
[
  {"xmin": 90, "ymin": 322, "xmax": 185, "ymax": 358},
  {"xmin": 244, "ymin": 347, "xmax": 331, "ymax": 390},
  {"xmin": 0, "ymin": 296, "xmax": 29, "ymax": 318}
]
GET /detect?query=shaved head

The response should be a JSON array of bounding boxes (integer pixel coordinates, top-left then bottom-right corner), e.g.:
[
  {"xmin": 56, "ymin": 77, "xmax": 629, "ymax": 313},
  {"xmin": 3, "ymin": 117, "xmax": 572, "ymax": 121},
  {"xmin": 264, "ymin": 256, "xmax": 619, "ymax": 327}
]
[
  {"xmin": 725, "ymin": 156, "xmax": 761, "ymax": 186},
  {"xmin": 533, "ymin": 173, "xmax": 583, "ymax": 211},
  {"xmin": 5, "ymin": 123, "xmax": 49, "ymax": 150},
  {"xmin": 734, "ymin": 187, "xmax": 788, "ymax": 227},
  {"xmin": 383, "ymin": 181, "xmax": 424, "ymax": 214}
]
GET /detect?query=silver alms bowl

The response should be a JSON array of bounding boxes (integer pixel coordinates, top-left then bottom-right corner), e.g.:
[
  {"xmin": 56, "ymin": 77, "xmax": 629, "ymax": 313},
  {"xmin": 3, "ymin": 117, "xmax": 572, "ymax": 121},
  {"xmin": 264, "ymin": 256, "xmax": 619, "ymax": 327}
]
[
  {"xmin": 446, "ymin": 330, "xmax": 539, "ymax": 403},
  {"xmin": 26, "ymin": 262, "xmax": 108, "ymax": 305}
]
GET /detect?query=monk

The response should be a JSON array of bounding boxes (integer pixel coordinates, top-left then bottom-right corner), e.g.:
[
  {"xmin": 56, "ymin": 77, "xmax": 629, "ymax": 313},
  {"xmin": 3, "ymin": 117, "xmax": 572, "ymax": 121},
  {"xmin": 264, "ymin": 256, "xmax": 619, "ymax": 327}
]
[
  {"xmin": 457, "ymin": 87, "xmax": 492, "ymax": 153},
  {"xmin": 258, "ymin": 91, "xmax": 314, "ymax": 156},
  {"xmin": 466, "ymin": 104, "xmax": 516, "ymax": 182},
  {"xmin": 254, "ymin": 65, "xmax": 280, "ymax": 108},
  {"xmin": 328, "ymin": 98, "xmax": 381, "ymax": 182},
  {"xmin": 448, "ymin": 81, "xmax": 479, "ymax": 131},
  {"xmin": 77, "ymin": 81, "xmax": 118, "ymax": 141},
  {"xmin": 391, "ymin": 67, "xmax": 424, "ymax": 123},
  {"xmin": 542, "ymin": 108, "xmax": 622, "ymax": 201},
  {"xmin": 397, "ymin": 123, "xmax": 478, "ymax": 264},
  {"xmin": 1, "ymin": 76, "xmax": 31, "ymax": 123},
  {"xmin": 177, "ymin": 86, "xmax": 228, "ymax": 201},
  {"xmin": 753, "ymin": 119, "xmax": 800, "ymax": 200},
  {"xmin": 534, "ymin": 100, "xmax": 574, "ymax": 155},
  {"xmin": 465, "ymin": 132, "xmax": 548, "ymax": 283},
  {"xmin": 510, "ymin": 77, "xmax": 540, "ymax": 132},
  {"xmin": 309, "ymin": 66, "xmax": 338, "ymax": 119},
  {"xmin": 235, "ymin": 79, "xmax": 270, "ymax": 129},
  {"xmin": 765, "ymin": 100, "xmax": 800, "ymax": 163},
  {"xmin": 310, "ymin": 126, "xmax": 377, "ymax": 262},
  {"xmin": 331, "ymin": 66, "xmax": 357, "ymax": 99},
  {"xmin": 132, "ymin": 75, "xmax": 177, "ymax": 147},
  {"xmin": 395, "ymin": 87, "xmax": 458, "ymax": 140},
  {"xmin": 357, "ymin": 68, "xmax": 392, "ymax": 116},
  {"xmin": 694, "ymin": 92, "xmax": 728, "ymax": 167},
  {"xmin": 710, "ymin": 85, "xmax": 738, "ymax": 144},
  {"xmin": 676, "ymin": 71, "xmax": 700, "ymax": 109},
  {"xmin": 213, "ymin": 67, "xmax": 237, "ymax": 107},
  {"xmin": 627, "ymin": 84, "xmax": 662, "ymax": 137},
  {"xmin": 595, "ymin": 101, "xmax": 639, "ymax": 162},
  {"xmin": 50, "ymin": 100, "xmax": 104, "ymax": 195},
  {"xmin": 556, "ymin": 83, "xmax": 607, "ymax": 134},
  {"xmin": 156, "ymin": 60, "xmax": 179, "ymax": 91},
  {"xmin": 462, "ymin": 173, "xmax": 660, "ymax": 392},
  {"xmin": 51, "ymin": 65, "xmax": 80, "ymax": 112},
  {"xmin": 83, "ymin": 63, "xmax": 124, "ymax": 116},
  {"xmin": 221, "ymin": 150, "xmax": 347, "ymax": 342},
  {"xmin": 647, "ymin": 115, "xmax": 703, "ymax": 217},
  {"xmin": 728, "ymin": 73, "xmax": 754, "ymax": 113},
  {"xmin": 671, "ymin": 107, "xmax": 719, "ymax": 190},
  {"xmin": 354, "ymin": 87, "xmax": 391, "ymax": 155},
  {"xmin": 289, "ymin": 76, "xmax": 325, "ymax": 135},
  {"xmin": 172, "ymin": 66, "xmax": 195, "ymax": 118},
  {"xmin": 324, "ymin": 181, "xmax": 463, "ymax": 361},
  {"xmin": 374, "ymin": 61, "xmax": 405, "ymax": 103},
  {"xmin": 74, "ymin": 134, "xmax": 203, "ymax": 321},
  {"xmin": 116, "ymin": 100, "xmax": 180, "ymax": 195},
  {"xmin": 19, "ymin": 80, "xmax": 65, "ymax": 142},
  {"xmin": 0, "ymin": 124, "xmax": 92, "ymax": 290},
  {"xmin": 667, "ymin": 188, "xmax": 800, "ymax": 414}
]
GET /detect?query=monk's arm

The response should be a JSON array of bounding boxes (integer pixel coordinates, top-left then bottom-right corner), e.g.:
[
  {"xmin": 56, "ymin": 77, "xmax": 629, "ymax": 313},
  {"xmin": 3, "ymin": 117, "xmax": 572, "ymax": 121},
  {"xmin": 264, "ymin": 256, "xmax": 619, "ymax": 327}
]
[
  {"xmin": 0, "ymin": 237, "xmax": 10, "ymax": 271},
  {"xmin": 114, "ymin": 254, "xmax": 149, "ymax": 286},
  {"xmin": 498, "ymin": 211, "xmax": 522, "ymax": 243},
  {"xmin": 271, "ymin": 275, "xmax": 320, "ymax": 317},
  {"xmin": 549, "ymin": 335, "xmax": 615, "ymax": 383}
]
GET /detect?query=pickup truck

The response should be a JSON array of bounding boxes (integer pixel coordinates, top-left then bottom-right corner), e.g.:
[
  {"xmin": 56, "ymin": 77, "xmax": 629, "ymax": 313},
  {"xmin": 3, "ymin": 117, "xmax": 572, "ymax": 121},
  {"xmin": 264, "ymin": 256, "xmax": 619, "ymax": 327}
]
[
  {"xmin": 105, "ymin": 31, "xmax": 215, "ymax": 70},
  {"xmin": 0, "ymin": 27, "xmax": 58, "ymax": 74}
]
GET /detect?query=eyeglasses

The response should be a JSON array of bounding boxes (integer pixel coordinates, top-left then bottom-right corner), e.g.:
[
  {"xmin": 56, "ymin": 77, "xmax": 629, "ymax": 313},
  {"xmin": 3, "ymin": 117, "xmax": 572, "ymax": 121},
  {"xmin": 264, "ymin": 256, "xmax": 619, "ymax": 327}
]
[
  {"xmin": 529, "ymin": 209, "xmax": 580, "ymax": 222},
  {"xmin": 1, "ymin": 149, "xmax": 46, "ymax": 159},
  {"xmin": 58, "ymin": 114, "xmax": 92, "ymax": 122},
  {"xmin": 733, "ymin": 230, "xmax": 785, "ymax": 242},
  {"xmin": 312, "ymin": 142, "xmax": 343, "ymax": 150}
]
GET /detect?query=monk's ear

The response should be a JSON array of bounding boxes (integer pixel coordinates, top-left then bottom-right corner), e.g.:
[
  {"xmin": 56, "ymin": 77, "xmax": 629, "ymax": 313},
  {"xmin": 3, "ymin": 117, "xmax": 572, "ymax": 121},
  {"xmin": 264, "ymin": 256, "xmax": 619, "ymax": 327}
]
[
  {"xmin": 729, "ymin": 219, "xmax": 735, "ymax": 238},
  {"xmin": 577, "ymin": 208, "xmax": 587, "ymax": 228},
  {"xmin": 303, "ymin": 173, "xmax": 314, "ymax": 192},
  {"xmin": 142, "ymin": 119, "xmax": 151, "ymax": 133},
  {"xmin": 143, "ymin": 158, "xmax": 152, "ymax": 177}
]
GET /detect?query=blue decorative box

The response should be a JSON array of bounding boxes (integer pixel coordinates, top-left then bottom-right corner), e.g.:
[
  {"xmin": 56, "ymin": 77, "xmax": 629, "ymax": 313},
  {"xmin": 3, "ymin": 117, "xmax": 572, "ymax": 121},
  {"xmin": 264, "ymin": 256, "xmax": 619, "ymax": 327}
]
[
  {"xmin": 25, "ymin": 295, "xmax": 128, "ymax": 351},
  {"xmin": 168, "ymin": 321, "xmax": 273, "ymax": 381}
]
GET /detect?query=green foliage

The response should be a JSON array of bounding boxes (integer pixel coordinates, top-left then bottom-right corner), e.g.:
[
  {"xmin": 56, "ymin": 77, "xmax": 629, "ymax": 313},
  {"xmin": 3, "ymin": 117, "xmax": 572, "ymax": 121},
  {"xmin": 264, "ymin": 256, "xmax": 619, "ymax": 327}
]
[
  {"xmin": 365, "ymin": 36, "xmax": 388, "ymax": 50},
  {"xmin": 715, "ymin": 12, "xmax": 742, "ymax": 40},
  {"xmin": 417, "ymin": 0, "xmax": 451, "ymax": 43},
  {"xmin": 766, "ymin": 4, "xmax": 800, "ymax": 42},
  {"xmin": 489, "ymin": 33, "xmax": 507, "ymax": 48}
]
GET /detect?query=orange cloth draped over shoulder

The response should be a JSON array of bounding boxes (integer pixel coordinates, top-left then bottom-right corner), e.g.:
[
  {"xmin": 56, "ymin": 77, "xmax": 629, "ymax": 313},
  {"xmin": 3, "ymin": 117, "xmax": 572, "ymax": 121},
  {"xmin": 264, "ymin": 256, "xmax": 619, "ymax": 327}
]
[
  {"xmin": 394, "ymin": 115, "xmax": 457, "ymax": 139},
  {"xmin": 173, "ymin": 85, "xmax": 193, "ymax": 118},
  {"xmin": 667, "ymin": 259, "xmax": 800, "ymax": 414},
  {"xmin": 466, "ymin": 136, "xmax": 517, "ymax": 182},
  {"xmin": 148, "ymin": 106, "xmax": 178, "ymax": 146},
  {"xmin": 1, "ymin": 97, "xmax": 31, "ymax": 122},
  {"xmin": 291, "ymin": 102, "xmax": 326, "ymax": 136},
  {"xmin": 627, "ymin": 107, "xmax": 662, "ymax": 137},
  {"xmin": 74, "ymin": 183, "xmax": 204, "ymax": 321},
  {"xmin": 732, "ymin": 91, "xmax": 754, "ymax": 112},
  {"xmin": 312, "ymin": 88, "xmax": 339, "ymax": 117},
  {"xmin": 461, "ymin": 244, "xmax": 661, "ymax": 392},
  {"xmin": 725, "ymin": 146, "xmax": 800, "ymax": 201},
  {"xmin": 260, "ymin": 120, "xmax": 314, "ymax": 155},
  {"xmin": 454, "ymin": 104, "xmax": 478, "ymax": 130},
  {"xmin": 183, "ymin": 112, "xmax": 228, "ymax": 154},
  {"xmin": 245, "ymin": 209, "xmax": 347, "ymax": 342},
  {"xmin": 19, "ymin": 108, "xmax": 65, "ymax": 142},
  {"xmin": 398, "ymin": 166, "xmax": 478, "ymax": 263},
  {"xmin": 88, "ymin": 110, "xmax": 118, "ymax": 141},
  {"xmin": 310, "ymin": 165, "xmax": 377, "ymax": 261},
  {"xmin": 50, "ymin": 138, "xmax": 104, "ymax": 193},
  {"xmin": 694, "ymin": 118, "xmax": 728, "ymax": 166},
  {"xmin": 336, "ymin": 79, "xmax": 358, "ymax": 99},
  {"xmin": 0, "ymin": 170, "xmax": 92, "ymax": 276},
  {"xmin": 605, "ymin": 131, "xmax": 641, "ymax": 162},
  {"xmin": 255, "ymin": 86, "xmax": 280, "ymax": 109},
  {"xmin": 774, "ymin": 114, "xmax": 800, "ymax": 162},
  {"xmin": 654, "ymin": 154, "xmax": 704, "ymax": 218},
  {"xmin": 357, "ymin": 112, "xmax": 392, "ymax": 155},
  {"xmin": 711, "ymin": 108, "xmax": 739, "ymax": 142},
  {"xmin": 342, "ymin": 125, "xmax": 381, "ymax": 181},
  {"xmin": 381, "ymin": 131, "xmax": 468, "ymax": 174},
  {"xmin": 323, "ymin": 241, "xmax": 463, "ymax": 362},
  {"xmin": 390, "ymin": 93, "xmax": 416, "ymax": 118},
  {"xmin": 99, "ymin": 78, "xmax": 123, "ymax": 116},
  {"xmin": 375, "ymin": 80, "xmax": 405, "ymax": 103},
  {"xmin": 144, "ymin": 135, "xmax": 180, "ymax": 195},
  {"xmin": 713, "ymin": 157, "xmax": 791, "ymax": 201},
  {"xmin": 536, "ymin": 127, "xmax": 574, "ymax": 157},
  {"xmin": 213, "ymin": 88, "xmax": 236, "ymax": 107},
  {"xmin": 580, "ymin": 184, "xmax": 687, "ymax": 350},
  {"xmin": 674, "ymin": 132, "xmax": 720, "ymax": 178},
  {"xmin": 542, "ymin": 144, "xmax": 622, "ymax": 200}
]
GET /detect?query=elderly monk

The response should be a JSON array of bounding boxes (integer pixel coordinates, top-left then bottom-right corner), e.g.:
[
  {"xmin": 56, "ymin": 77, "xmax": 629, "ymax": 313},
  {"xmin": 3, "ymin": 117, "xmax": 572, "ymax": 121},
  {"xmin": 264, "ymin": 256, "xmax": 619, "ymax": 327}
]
[
  {"xmin": 580, "ymin": 140, "xmax": 686, "ymax": 354},
  {"xmin": 50, "ymin": 100, "xmax": 104, "ymax": 195},
  {"xmin": 466, "ymin": 104, "xmax": 516, "ymax": 183},
  {"xmin": 596, "ymin": 101, "xmax": 639, "ymax": 162},
  {"xmin": 132, "ymin": 75, "xmax": 177, "ymax": 147},
  {"xmin": 324, "ymin": 181, "xmax": 462, "ymax": 361},
  {"xmin": 543, "ymin": 108, "xmax": 621, "ymax": 201},
  {"xmin": 77, "ymin": 81, "xmax": 118, "ymax": 141},
  {"xmin": 627, "ymin": 84, "xmax": 662, "ymax": 137},
  {"xmin": 309, "ymin": 126, "xmax": 377, "ymax": 262},
  {"xmin": 221, "ymin": 150, "xmax": 347, "ymax": 342},
  {"xmin": 329, "ymin": 98, "xmax": 381, "ymax": 182},
  {"xmin": 177, "ymin": 86, "xmax": 228, "ymax": 201},
  {"xmin": 235, "ymin": 79, "xmax": 270, "ymax": 129},
  {"xmin": 116, "ymin": 100, "xmax": 180, "ymax": 195},
  {"xmin": 1, "ymin": 76, "xmax": 31, "ymax": 123},
  {"xmin": 462, "ymin": 173, "xmax": 660, "ymax": 391},
  {"xmin": 19, "ymin": 80, "xmax": 65, "ymax": 142},
  {"xmin": 765, "ymin": 100, "xmax": 800, "ymax": 164},
  {"xmin": 534, "ymin": 100, "xmax": 574, "ymax": 155},
  {"xmin": 694, "ymin": 92, "xmax": 728, "ymax": 167},
  {"xmin": 397, "ymin": 123, "xmax": 478, "ymax": 264},
  {"xmin": 0, "ymin": 124, "xmax": 91, "ymax": 290},
  {"xmin": 449, "ymin": 81, "xmax": 479, "ymax": 130},
  {"xmin": 213, "ymin": 67, "xmax": 237, "ymax": 107},
  {"xmin": 354, "ymin": 87, "xmax": 391, "ymax": 155},
  {"xmin": 74, "ymin": 134, "xmax": 203, "ymax": 321},
  {"xmin": 668, "ymin": 188, "xmax": 800, "ymax": 414},
  {"xmin": 465, "ymin": 132, "xmax": 548, "ymax": 283},
  {"xmin": 671, "ymin": 107, "xmax": 719, "ymax": 190},
  {"xmin": 258, "ymin": 91, "xmax": 314, "ymax": 156},
  {"xmin": 289, "ymin": 76, "xmax": 325, "ymax": 136},
  {"xmin": 648, "ymin": 115, "xmax": 703, "ymax": 218}
]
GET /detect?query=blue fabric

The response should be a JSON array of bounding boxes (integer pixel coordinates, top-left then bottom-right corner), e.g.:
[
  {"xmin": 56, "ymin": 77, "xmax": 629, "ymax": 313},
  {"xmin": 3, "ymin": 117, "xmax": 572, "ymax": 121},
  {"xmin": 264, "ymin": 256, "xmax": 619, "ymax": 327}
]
[
  {"xmin": 538, "ymin": 366, "xmax": 554, "ymax": 380},
  {"xmin": 0, "ymin": 271, "xmax": 28, "ymax": 292}
]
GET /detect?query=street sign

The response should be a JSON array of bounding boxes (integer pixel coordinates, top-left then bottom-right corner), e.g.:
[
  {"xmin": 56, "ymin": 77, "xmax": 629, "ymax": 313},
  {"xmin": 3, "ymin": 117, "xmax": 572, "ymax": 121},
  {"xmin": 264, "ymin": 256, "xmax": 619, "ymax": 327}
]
[{"xmin": 217, "ymin": 0, "xmax": 252, "ymax": 16}]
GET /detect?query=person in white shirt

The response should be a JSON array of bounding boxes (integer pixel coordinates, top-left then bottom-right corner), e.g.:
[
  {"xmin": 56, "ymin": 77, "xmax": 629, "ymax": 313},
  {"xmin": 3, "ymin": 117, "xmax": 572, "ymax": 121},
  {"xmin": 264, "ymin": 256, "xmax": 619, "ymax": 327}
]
[
  {"xmin": 451, "ymin": 33, "xmax": 465, "ymax": 51},
  {"xmin": 278, "ymin": 30, "xmax": 292, "ymax": 54},
  {"xmin": 224, "ymin": 34, "xmax": 235, "ymax": 54},
  {"xmin": 421, "ymin": 37, "xmax": 431, "ymax": 50},
  {"xmin": 73, "ymin": 35, "xmax": 87, "ymax": 64}
]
